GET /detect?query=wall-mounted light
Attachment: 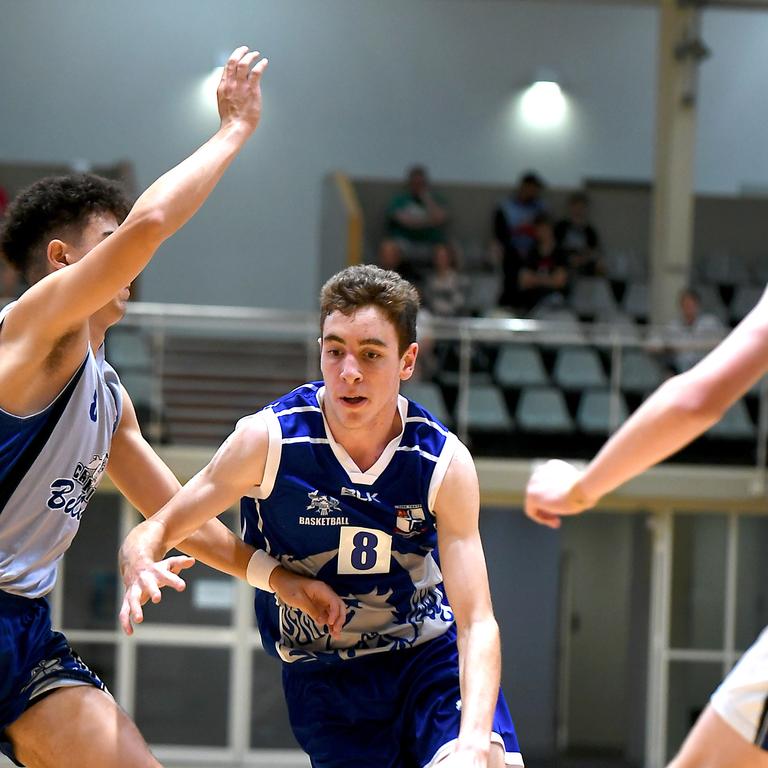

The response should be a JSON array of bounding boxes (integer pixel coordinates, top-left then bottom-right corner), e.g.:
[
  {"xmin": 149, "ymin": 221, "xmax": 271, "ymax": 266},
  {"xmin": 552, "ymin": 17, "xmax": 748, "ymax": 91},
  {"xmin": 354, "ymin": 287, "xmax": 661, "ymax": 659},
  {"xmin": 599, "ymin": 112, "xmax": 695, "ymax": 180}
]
[{"xmin": 519, "ymin": 69, "xmax": 568, "ymax": 130}]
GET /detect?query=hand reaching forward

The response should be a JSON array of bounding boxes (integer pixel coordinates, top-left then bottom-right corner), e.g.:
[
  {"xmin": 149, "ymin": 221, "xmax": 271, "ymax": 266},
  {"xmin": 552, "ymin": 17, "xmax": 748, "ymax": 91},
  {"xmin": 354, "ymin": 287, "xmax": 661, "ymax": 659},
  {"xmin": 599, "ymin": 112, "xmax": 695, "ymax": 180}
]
[
  {"xmin": 270, "ymin": 567, "xmax": 347, "ymax": 638},
  {"xmin": 525, "ymin": 459, "xmax": 594, "ymax": 529},
  {"xmin": 217, "ymin": 45, "xmax": 269, "ymax": 134},
  {"xmin": 119, "ymin": 554, "xmax": 195, "ymax": 635}
]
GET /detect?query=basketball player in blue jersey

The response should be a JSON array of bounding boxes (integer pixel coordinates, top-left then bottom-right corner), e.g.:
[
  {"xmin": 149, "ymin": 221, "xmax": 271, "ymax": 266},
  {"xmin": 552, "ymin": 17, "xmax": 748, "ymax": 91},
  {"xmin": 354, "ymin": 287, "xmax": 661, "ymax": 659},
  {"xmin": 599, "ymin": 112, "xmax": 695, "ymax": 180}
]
[
  {"xmin": 119, "ymin": 264, "xmax": 524, "ymax": 767},
  {"xmin": 526, "ymin": 285, "xmax": 768, "ymax": 768},
  {"xmin": 0, "ymin": 47, "xmax": 344, "ymax": 768}
]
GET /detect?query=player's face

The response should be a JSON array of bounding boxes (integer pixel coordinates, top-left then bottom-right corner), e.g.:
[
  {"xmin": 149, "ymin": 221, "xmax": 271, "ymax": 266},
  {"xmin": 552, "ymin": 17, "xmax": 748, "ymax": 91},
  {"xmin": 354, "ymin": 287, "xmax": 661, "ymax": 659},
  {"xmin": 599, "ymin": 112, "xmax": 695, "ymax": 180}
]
[
  {"xmin": 66, "ymin": 212, "xmax": 130, "ymax": 326},
  {"xmin": 320, "ymin": 306, "xmax": 417, "ymax": 433}
]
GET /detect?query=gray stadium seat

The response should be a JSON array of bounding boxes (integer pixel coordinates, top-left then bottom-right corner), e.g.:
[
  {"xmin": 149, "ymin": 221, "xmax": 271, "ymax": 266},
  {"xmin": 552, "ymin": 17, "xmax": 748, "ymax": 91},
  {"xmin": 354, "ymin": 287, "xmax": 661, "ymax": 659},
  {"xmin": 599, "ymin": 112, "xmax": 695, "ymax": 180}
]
[
  {"xmin": 576, "ymin": 388, "xmax": 629, "ymax": 434},
  {"xmin": 706, "ymin": 400, "xmax": 755, "ymax": 440},
  {"xmin": 516, "ymin": 386, "xmax": 574, "ymax": 433},
  {"xmin": 465, "ymin": 384, "xmax": 513, "ymax": 430},
  {"xmin": 622, "ymin": 282, "xmax": 649, "ymax": 320},
  {"xmin": 494, "ymin": 345, "xmax": 548, "ymax": 388},
  {"xmin": 605, "ymin": 249, "xmax": 647, "ymax": 281},
  {"xmin": 531, "ymin": 306, "xmax": 587, "ymax": 345},
  {"xmin": 568, "ymin": 276, "xmax": 619, "ymax": 317},
  {"xmin": 620, "ymin": 349, "xmax": 666, "ymax": 394},
  {"xmin": 465, "ymin": 272, "xmax": 500, "ymax": 315},
  {"xmin": 696, "ymin": 250, "xmax": 751, "ymax": 286},
  {"xmin": 553, "ymin": 347, "xmax": 607, "ymax": 390},
  {"xmin": 400, "ymin": 381, "xmax": 451, "ymax": 425},
  {"xmin": 589, "ymin": 310, "xmax": 642, "ymax": 344}
]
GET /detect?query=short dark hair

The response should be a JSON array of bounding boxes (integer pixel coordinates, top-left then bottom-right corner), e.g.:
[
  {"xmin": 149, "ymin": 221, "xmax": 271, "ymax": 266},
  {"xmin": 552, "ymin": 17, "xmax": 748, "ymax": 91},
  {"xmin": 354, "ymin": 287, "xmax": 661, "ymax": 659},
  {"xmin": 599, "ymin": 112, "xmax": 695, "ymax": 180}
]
[
  {"xmin": 319, "ymin": 264, "xmax": 420, "ymax": 354},
  {"xmin": 0, "ymin": 174, "xmax": 131, "ymax": 281}
]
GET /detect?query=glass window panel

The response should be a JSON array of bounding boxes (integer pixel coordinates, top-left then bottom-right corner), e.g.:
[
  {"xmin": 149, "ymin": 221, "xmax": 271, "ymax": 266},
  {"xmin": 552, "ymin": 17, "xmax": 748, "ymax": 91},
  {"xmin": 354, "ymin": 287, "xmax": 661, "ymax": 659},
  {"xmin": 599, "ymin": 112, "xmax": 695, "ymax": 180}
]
[
  {"xmin": 61, "ymin": 492, "xmax": 121, "ymax": 630},
  {"xmin": 69, "ymin": 641, "xmax": 117, "ymax": 693},
  {"xmin": 135, "ymin": 646, "xmax": 229, "ymax": 746},
  {"xmin": 143, "ymin": 511, "xmax": 238, "ymax": 627},
  {"xmin": 670, "ymin": 514, "xmax": 727, "ymax": 650},
  {"xmin": 736, "ymin": 515, "xmax": 768, "ymax": 650},
  {"xmin": 249, "ymin": 650, "xmax": 300, "ymax": 749},
  {"xmin": 666, "ymin": 661, "xmax": 723, "ymax": 762}
]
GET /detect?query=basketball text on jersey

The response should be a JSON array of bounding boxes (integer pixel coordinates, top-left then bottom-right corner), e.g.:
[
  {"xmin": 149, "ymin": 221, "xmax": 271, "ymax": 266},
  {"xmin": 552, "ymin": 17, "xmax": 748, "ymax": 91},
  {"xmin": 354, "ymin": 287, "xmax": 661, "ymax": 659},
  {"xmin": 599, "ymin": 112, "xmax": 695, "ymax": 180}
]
[{"xmin": 46, "ymin": 452, "xmax": 109, "ymax": 520}]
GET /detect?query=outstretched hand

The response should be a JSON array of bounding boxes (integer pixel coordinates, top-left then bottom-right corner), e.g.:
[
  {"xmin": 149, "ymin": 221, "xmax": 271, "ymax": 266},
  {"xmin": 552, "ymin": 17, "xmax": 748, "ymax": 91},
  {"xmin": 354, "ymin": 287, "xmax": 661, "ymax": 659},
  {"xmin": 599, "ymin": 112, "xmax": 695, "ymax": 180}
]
[
  {"xmin": 119, "ymin": 554, "xmax": 195, "ymax": 635},
  {"xmin": 270, "ymin": 567, "xmax": 347, "ymax": 638},
  {"xmin": 524, "ymin": 459, "xmax": 593, "ymax": 529},
  {"xmin": 217, "ymin": 45, "xmax": 269, "ymax": 134}
]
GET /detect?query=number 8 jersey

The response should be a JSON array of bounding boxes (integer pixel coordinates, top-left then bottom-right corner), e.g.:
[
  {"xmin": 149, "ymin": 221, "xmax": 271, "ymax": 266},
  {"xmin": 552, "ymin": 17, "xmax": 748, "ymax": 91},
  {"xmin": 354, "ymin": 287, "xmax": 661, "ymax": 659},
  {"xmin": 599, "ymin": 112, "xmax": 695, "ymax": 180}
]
[{"xmin": 240, "ymin": 381, "xmax": 459, "ymax": 664}]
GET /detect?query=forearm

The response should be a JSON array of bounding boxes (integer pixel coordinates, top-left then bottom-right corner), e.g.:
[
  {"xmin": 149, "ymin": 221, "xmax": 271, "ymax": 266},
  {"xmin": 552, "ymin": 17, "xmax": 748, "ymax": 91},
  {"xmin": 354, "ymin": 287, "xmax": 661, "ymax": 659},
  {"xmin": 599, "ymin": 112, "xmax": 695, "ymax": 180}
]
[
  {"xmin": 174, "ymin": 519, "xmax": 253, "ymax": 580},
  {"xmin": 456, "ymin": 617, "xmax": 502, "ymax": 754}
]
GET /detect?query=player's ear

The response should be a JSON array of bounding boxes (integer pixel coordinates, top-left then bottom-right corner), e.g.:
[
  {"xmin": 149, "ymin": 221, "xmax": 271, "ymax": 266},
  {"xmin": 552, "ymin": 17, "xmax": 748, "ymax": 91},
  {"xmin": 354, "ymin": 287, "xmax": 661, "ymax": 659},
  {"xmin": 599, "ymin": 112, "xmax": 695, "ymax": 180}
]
[
  {"xmin": 46, "ymin": 239, "xmax": 71, "ymax": 272},
  {"xmin": 400, "ymin": 342, "xmax": 419, "ymax": 381}
]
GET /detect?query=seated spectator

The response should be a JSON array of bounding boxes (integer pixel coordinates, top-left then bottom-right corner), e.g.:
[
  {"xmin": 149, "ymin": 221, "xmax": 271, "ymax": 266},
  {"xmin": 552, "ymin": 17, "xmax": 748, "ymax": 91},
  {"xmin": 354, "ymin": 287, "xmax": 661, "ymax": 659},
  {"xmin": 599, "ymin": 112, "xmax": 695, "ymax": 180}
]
[
  {"xmin": 555, "ymin": 192, "xmax": 604, "ymax": 276},
  {"xmin": 517, "ymin": 214, "xmax": 569, "ymax": 315},
  {"xmin": 493, "ymin": 171, "xmax": 547, "ymax": 309},
  {"xmin": 422, "ymin": 243, "xmax": 468, "ymax": 317},
  {"xmin": 665, "ymin": 288, "xmax": 725, "ymax": 372},
  {"xmin": 378, "ymin": 165, "xmax": 448, "ymax": 287}
]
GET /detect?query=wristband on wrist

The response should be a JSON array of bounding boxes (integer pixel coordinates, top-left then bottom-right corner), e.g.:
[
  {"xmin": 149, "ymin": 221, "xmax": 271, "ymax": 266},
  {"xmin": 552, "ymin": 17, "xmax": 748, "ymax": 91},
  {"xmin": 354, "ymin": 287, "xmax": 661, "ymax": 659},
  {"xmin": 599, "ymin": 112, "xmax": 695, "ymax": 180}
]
[{"xmin": 246, "ymin": 549, "xmax": 280, "ymax": 592}]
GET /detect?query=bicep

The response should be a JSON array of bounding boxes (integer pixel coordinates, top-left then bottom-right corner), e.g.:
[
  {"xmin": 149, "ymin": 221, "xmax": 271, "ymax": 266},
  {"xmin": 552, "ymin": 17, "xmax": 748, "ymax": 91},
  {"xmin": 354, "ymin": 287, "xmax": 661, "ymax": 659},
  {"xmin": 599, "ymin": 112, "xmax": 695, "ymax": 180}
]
[
  {"xmin": 107, "ymin": 389, "xmax": 180, "ymax": 517},
  {"xmin": 434, "ymin": 443, "xmax": 494, "ymax": 625}
]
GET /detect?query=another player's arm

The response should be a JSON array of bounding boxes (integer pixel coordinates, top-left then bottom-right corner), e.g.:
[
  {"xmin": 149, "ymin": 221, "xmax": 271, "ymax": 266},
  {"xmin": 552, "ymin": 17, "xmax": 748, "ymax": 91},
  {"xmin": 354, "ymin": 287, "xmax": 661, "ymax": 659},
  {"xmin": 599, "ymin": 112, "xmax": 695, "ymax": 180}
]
[
  {"xmin": 435, "ymin": 440, "xmax": 501, "ymax": 765},
  {"xmin": 526, "ymin": 285, "xmax": 768, "ymax": 527},
  {"xmin": 107, "ymin": 387, "xmax": 253, "ymax": 578},
  {"xmin": 117, "ymin": 414, "xmax": 346, "ymax": 635},
  {"xmin": 3, "ymin": 47, "xmax": 267, "ymax": 346}
]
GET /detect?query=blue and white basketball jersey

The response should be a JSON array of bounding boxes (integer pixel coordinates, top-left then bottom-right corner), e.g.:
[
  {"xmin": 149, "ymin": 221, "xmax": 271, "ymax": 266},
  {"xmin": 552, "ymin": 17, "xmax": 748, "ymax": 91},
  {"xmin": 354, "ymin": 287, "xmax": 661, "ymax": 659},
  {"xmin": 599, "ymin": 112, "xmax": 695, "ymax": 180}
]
[
  {"xmin": 240, "ymin": 381, "xmax": 459, "ymax": 664},
  {"xmin": 0, "ymin": 302, "xmax": 122, "ymax": 598}
]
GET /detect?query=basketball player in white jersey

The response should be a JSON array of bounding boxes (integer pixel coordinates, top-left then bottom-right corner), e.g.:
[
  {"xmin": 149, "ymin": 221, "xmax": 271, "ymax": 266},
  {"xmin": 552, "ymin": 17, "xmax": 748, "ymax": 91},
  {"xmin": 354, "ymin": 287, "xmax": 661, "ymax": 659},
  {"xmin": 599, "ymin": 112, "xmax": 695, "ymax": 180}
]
[
  {"xmin": 0, "ymin": 47, "xmax": 343, "ymax": 768},
  {"xmin": 525, "ymin": 285, "xmax": 768, "ymax": 768}
]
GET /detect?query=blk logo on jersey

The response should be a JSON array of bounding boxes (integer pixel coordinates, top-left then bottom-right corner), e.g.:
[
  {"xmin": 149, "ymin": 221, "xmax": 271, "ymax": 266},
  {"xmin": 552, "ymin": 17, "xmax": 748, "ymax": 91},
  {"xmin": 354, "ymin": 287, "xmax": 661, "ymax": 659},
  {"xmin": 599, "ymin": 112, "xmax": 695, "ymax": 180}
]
[
  {"xmin": 394, "ymin": 505, "xmax": 426, "ymax": 537},
  {"xmin": 299, "ymin": 490, "xmax": 349, "ymax": 526},
  {"xmin": 47, "ymin": 452, "xmax": 109, "ymax": 520},
  {"xmin": 341, "ymin": 487, "xmax": 379, "ymax": 503}
]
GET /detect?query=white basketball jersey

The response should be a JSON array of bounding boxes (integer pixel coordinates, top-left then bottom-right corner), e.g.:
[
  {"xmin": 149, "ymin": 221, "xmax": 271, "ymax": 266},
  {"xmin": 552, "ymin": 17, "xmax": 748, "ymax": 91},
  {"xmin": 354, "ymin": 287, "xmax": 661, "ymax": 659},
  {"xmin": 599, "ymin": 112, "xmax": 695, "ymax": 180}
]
[{"xmin": 0, "ymin": 302, "xmax": 123, "ymax": 598}]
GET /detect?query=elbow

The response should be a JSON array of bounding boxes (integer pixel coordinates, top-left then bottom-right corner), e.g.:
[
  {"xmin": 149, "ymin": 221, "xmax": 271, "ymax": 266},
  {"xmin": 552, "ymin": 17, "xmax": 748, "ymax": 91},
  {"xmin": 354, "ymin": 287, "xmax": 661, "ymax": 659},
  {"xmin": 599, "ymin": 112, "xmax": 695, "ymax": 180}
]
[
  {"xmin": 663, "ymin": 373, "xmax": 727, "ymax": 427},
  {"xmin": 122, "ymin": 207, "xmax": 168, "ymax": 245}
]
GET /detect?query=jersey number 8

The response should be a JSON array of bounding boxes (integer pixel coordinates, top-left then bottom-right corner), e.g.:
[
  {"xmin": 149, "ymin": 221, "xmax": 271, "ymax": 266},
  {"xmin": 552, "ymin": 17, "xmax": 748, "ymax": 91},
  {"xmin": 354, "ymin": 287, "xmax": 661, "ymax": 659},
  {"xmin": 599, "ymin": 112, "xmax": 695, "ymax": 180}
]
[{"xmin": 337, "ymin": 526, "xmax": 392, "ymax": 575}]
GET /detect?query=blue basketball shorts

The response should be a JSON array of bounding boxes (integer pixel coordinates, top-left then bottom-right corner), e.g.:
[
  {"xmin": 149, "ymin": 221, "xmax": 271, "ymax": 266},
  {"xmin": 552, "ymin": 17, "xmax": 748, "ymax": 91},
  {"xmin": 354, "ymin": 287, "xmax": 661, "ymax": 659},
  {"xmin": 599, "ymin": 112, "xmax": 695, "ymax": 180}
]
[
  {"xmin": 0, "ymin": 589, "xmax": 107, "ymax": 766},
  {"xmin": 282, "ymin": 625, "xmax": 524, "ymax": 767}
]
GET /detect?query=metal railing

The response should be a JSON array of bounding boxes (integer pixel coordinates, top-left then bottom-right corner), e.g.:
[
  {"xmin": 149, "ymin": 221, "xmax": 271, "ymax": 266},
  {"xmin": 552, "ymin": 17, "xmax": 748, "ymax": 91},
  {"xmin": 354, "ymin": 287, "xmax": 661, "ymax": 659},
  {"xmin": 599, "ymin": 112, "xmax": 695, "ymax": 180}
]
[{"xmin": 114, "ymin": 301, "xmax": 768, "ymax": 475}]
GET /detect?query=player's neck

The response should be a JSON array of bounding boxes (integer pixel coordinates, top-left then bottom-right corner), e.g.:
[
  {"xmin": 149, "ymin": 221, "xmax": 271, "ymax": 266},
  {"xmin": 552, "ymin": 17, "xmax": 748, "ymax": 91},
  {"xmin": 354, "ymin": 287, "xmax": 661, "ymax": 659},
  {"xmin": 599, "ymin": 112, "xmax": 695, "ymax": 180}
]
[
  {"xmin": 88, "ymin": 317, "xmax": 108, "ymax": 352},
  {"xmin": 326, "ymin": 406, "xmax": 402, "ymax": 473}
]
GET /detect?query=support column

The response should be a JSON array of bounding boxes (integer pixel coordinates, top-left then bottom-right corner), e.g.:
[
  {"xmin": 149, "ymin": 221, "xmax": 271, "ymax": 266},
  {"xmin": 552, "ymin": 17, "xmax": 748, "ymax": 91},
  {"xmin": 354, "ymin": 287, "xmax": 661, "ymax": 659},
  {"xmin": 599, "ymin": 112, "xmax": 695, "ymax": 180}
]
[{"xmin": 650, "ymin": 0, "xmax": 707, "ymax": 325}]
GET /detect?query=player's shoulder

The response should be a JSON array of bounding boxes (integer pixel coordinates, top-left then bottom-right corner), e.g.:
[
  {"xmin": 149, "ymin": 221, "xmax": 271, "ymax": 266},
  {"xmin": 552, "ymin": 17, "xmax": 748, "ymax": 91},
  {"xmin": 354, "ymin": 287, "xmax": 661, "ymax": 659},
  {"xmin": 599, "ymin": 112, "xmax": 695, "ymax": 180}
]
[{"xmin": 264, "ymin": 381, "xmax": 322, "ymax": 414}]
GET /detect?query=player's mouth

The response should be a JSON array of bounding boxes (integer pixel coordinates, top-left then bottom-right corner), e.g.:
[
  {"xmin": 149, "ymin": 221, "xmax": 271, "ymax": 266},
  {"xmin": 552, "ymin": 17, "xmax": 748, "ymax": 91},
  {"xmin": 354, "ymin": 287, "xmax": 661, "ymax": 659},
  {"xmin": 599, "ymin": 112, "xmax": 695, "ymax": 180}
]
[{"xmin": 340, "ymin": 395, "xmax": 367, "ymax": 408}]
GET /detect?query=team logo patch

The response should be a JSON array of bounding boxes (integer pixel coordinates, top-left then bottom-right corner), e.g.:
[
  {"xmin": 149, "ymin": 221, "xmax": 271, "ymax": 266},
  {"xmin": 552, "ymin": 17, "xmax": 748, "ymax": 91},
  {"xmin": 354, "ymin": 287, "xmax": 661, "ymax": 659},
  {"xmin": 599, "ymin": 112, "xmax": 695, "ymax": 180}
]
[
  {"xmin": 47, "ymin": 452, "xmax": 109, "ymax": 520},
  {"xmin": 394, "ymin": 505, "xmax": 426, "ymax": 537},
  {"xmin": 306, "ymin": 490, "xmax": 340, "ymax": 515},
  {"xmin": 299, "ymin": 490, "xmax": 349, "ymax": 526}
]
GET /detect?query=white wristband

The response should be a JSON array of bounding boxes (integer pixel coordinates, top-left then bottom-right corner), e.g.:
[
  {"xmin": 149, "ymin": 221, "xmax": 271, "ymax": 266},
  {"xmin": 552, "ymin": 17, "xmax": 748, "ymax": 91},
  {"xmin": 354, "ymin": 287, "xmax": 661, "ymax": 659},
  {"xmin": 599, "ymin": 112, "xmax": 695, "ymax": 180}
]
[{"xmin": 246, "ymin": 549, "xmax": 280, "ymax": 592}]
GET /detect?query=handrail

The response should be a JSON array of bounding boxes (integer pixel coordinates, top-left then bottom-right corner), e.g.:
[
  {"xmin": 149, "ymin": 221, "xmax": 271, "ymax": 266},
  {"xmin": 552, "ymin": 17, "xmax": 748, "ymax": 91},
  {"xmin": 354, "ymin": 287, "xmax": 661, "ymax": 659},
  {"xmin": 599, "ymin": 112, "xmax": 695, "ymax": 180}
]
[{"xmin": 114, "ymin": 301, "xmax": 765, "ymax": 477}]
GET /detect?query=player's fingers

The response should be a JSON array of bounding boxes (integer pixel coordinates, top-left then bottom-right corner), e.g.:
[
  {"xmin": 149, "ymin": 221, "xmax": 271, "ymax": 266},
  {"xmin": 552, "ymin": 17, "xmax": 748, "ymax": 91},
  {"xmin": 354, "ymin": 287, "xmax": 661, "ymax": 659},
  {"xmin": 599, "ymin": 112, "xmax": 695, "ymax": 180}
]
[
  {"xmin": 249, "ymin": 57, "xmax": 269, "ymax": 83},
  {"xmin": 535, "ymin": 509, "xmax": 562, "ymax": 529},
  {"xmin": 157, "ymin": 569, "xmax": 187, "ymax": 592},
  {"xmin": 166, "ymin": 555, "xmax": 195, "ymax": 575},
  {"xmin": 128, "ymin": 584, "xmax": 145, "ymax": 625},
  {"xmin": 119, "ymin": 596, "xmax": 134, "ymax": 636},
  {"xmin": 139, "ymin": 573, "xmax": 162, "ymax": 604},
  {"xmin": 226, "ymin": 45, "xmax": 250, "ymax": 71},
  {"xmin": 236, "ymin": 50, "xmax": 260, "ymax": 80}
]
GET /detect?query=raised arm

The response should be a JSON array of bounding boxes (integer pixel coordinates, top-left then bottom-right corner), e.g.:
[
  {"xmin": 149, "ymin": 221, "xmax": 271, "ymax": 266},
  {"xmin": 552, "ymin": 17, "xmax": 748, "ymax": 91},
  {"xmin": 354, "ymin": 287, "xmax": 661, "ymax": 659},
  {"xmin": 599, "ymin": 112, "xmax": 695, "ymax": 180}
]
[
  {"xmin": 435, "ymin": 440, "xmax": 502, "ymax": 765},
  {"xmin": 6, "ymin": 46, "xmax": 267, "ymax": 344},
  {"xmin": 526, "ymin": 285, "xmax": 768, "ymax": 527}
]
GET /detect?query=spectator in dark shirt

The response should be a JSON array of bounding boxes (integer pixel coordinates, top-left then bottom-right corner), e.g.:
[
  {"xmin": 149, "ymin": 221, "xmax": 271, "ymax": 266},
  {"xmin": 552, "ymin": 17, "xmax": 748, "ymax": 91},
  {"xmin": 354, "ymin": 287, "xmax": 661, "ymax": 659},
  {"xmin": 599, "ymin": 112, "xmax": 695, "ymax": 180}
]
[
  {"xmin": 494, "ymin": 171, "xmax": 547, "ymax": 309},
  {"xmin": 378, "ymin": 165, "xmax": 448, "ymax": 287},
  {"xmin": 554, "ymin": 192, "xmax": 604, "ymax": 276},
  {"xmin": 517, "ymin": 214, "xmax": 569, "ymax": 314}
]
